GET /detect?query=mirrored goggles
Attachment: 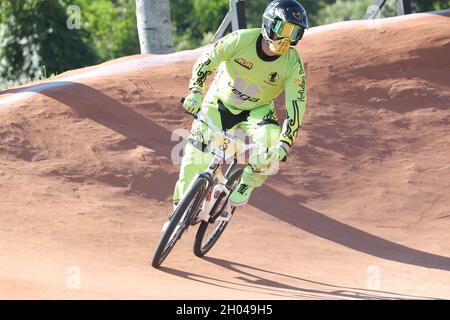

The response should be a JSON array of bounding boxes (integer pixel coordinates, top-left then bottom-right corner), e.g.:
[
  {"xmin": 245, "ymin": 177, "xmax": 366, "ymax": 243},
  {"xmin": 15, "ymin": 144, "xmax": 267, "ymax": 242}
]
[{"xmin": 272, "ymin": 20, "xmax": 304, "ymax": 42}]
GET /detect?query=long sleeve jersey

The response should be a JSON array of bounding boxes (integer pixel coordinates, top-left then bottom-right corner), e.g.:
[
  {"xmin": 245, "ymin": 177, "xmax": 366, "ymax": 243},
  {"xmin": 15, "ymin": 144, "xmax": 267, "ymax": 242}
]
[{"xmin": 189, "ymin": 28, "xmax": 307, "ymax": 148}]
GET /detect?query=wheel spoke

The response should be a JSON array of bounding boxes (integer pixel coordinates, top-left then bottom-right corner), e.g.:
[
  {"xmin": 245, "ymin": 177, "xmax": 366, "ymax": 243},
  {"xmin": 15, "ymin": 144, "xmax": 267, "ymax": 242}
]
[
  {"xmin": 193, "ymin": 169, "xmax": 243, "ymax": 258},
  {"xmin": 202, "ymin": 220, "xmax": 225, "ymax": 249},
  {"xmin": 152, "ymin": 176, "xmax": 210, "ymax": 268}
]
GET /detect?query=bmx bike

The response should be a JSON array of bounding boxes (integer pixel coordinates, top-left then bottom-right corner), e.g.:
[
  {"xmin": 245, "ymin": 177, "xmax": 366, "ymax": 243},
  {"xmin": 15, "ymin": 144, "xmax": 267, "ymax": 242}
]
[{"xmin": 151, "ymin": 105, "xmax": 257, "ymax": 268}]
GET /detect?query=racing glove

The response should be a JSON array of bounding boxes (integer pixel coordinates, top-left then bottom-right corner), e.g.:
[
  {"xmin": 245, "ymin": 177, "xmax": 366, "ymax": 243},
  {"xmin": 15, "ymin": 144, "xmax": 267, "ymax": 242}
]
[
  {"xmin": 267, "ymin": 141, "xmax": 289, "ymax": 162},
  {"xmin": 183, "ymin": 90, "xmax": 202, "ymax": 114}
]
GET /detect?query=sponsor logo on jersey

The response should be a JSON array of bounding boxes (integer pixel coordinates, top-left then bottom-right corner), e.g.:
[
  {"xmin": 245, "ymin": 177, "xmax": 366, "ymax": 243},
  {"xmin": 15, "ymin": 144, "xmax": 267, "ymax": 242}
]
[
  {"xmin": 264, "ymin": 72, "xmax": 279, "ymax": 86},
  {"xmin": 234, "ymin": 58, "xmax": 254, "ymax": 70},
  {"xmin": 295, "ymin": 78, "xmax": 306, "ymax": 102},
  {"xmin": 228, "ymin": 81, "xmax": 260, "ymax": 103},
  {"xmin": 295, "ymin": 59, "xmax": 306, "ymax": 102}
]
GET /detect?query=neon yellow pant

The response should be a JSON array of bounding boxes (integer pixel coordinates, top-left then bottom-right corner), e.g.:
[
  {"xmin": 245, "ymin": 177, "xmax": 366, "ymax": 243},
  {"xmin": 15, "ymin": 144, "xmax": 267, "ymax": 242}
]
[{"xmin": 173, "ymin": 98, "xmax": 281, "ymax": 205}]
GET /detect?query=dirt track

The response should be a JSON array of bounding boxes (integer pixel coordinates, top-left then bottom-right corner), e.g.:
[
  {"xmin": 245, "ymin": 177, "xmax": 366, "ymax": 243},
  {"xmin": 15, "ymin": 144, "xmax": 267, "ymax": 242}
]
[{"xmin": 1, "ymin": 12, "xmax": 449, "ymax": 299}]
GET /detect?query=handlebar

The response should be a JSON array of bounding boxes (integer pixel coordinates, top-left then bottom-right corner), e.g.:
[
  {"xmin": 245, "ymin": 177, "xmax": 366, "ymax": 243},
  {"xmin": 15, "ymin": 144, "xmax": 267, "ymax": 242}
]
[
  {"xmin": 180, "ymin": 97, "xmax": 287, "ymax": 162},
  {"xmin": 181, "ymin": 97, "xmax": 242, "ymax": 144},
  {"xmin": 180, "ymin": 97, "xmax": 198, "ymax": 119}
]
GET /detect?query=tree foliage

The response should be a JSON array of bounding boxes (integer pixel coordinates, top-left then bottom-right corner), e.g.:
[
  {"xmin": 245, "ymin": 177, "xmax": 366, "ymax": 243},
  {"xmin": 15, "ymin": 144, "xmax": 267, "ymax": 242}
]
[
  {"xmin": 170, "ymin": 0, "xmax": 230, "ymax": 51},
  {"xmin": 0, "ymin": 0, "xmax": 97, "ymax": 88},
  {"xmin": 315, "ymin": 0, "xmax": 373, "ymax": 25},
  {"xmin": 413, "ymin": 0, "xmax": 450, "ymax": 11},
  {"xmin": 72, "ymin": 0, "xmax": 140, "ymax": 60}
]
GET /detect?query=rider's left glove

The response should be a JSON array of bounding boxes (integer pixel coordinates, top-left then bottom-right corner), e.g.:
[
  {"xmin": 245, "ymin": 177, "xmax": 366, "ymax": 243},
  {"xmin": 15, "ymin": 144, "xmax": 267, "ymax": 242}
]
[
  {"xmin": 267, "ymin": 141, "xmax": 288, "ymax": 162},
  {"xmin": 183, "ymin": 90, "xmax": 202, "ymax": 114}
]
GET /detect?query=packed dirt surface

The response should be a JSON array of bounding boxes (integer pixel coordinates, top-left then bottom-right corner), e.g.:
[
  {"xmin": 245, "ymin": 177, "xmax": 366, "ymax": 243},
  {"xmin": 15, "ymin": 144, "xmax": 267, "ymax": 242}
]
[{"xmin": 1, "ymin": 11, "xmax": 449, "ymax": 299}]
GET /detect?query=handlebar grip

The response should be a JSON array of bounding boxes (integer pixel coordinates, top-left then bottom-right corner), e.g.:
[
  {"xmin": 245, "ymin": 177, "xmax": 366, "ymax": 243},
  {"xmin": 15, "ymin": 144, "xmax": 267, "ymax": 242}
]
[{"xmin": 181, "ymin": 97, "xmax": 198, "ymax": 118}]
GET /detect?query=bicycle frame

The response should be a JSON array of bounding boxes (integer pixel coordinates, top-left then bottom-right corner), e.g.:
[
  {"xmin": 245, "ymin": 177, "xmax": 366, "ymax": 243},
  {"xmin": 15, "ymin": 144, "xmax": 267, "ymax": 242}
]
[
  {"xmin": 196, "ymin": 110, "xmax": 256, "ymax": 172},
  {"xmin": 152, "ymin": 106, "xmax": 266, "ymax": 268},
  {"xmin": 186, "ymin": 110, "xmax": 257, "ymax": 222}
]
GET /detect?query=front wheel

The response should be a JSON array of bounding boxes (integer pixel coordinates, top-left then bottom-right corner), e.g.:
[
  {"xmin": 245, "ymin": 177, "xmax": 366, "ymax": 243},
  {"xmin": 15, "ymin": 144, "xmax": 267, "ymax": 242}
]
[
  {"xmin": 193, "ymin": 169, "xmax": 243, "ymax": 257},
  {"xmin": 152, "ymin": 176, "xmax": 209, "ymax": 268}
]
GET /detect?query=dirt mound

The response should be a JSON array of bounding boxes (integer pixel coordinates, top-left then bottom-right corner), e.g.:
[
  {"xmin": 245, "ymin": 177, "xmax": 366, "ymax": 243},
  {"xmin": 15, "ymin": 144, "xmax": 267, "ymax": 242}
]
[{"xmin": 0, "ymin": 11, "xmax": 449, "ymax": 299}]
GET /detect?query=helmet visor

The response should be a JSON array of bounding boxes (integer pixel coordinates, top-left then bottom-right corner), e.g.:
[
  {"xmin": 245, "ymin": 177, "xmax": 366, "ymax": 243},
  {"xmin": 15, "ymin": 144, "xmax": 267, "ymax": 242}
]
[{"xmin": 273, "ymin": 20, "xmax": 304, "ymax": 42}]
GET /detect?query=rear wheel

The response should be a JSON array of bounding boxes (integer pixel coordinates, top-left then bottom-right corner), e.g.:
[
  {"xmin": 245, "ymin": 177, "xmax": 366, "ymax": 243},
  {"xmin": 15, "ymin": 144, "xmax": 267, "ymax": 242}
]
[
  {"xmin": 152, "ymin": 176, "xmax": 209, "ymax": 268},
  {"xmin": 193, "ymin": 169, "xmax": 243, "ymax": 257}
]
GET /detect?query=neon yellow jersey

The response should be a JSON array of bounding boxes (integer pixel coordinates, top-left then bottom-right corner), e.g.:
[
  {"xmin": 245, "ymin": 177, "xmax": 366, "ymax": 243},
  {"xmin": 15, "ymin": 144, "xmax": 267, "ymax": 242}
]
[{"xmin": 189, "ymin": 28, "xmax": 307, "ymax": 147}]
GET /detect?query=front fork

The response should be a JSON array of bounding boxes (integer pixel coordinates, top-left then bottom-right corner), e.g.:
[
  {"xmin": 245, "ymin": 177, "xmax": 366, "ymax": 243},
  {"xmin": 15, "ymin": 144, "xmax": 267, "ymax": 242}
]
[
  {"xmin": 198, "ymin": 158, "xmax": 238, "ymax": 222},
  {"xmin": 224, "ymin": 158, "xmax": 238, "ymax": 180}
]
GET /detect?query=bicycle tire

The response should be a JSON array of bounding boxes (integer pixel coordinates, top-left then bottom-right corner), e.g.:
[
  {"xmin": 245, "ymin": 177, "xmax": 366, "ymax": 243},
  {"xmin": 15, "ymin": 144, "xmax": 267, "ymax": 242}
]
[
  {"xmin": 152, "ymin": 176, "xmax": 209, "ymax": 268},
  {"xmin": 193, "ymin": 169, "xmax": 243, "ymax": 257}
]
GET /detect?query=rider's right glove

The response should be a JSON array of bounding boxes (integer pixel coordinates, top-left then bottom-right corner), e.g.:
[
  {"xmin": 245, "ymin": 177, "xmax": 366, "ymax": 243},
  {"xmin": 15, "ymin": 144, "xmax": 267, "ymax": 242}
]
[
  {"xmin": 183, "ymin": 90, "xmax": 202, "ymax": 114},
  {"xmin": 267, "ymin": 141, "xmax": 289, "ymax": 163}
]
